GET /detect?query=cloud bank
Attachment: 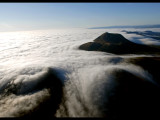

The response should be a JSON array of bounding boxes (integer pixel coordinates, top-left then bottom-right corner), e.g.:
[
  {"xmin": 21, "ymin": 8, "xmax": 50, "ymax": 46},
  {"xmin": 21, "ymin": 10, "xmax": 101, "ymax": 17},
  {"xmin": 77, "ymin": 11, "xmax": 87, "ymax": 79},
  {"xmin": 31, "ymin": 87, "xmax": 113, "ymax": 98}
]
[{"xmin": 0, "ymin": 28, "xmax": 159, "ymax": 117}]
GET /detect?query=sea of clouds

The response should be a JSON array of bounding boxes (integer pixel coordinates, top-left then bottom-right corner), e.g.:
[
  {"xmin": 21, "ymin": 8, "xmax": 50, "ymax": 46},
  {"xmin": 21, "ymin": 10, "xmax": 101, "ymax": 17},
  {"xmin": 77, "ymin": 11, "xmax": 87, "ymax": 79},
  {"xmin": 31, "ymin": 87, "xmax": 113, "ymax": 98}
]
[{"xmin": 0, "ymin": 28, "xmax": 159, "ymax": 117}]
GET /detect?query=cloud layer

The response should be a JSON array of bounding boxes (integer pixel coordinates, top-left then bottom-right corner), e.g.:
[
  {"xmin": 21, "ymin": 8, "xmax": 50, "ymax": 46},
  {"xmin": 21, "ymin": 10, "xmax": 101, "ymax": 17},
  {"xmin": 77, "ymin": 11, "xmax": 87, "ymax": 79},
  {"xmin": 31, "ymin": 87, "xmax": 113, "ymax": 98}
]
[{"xmin": 0, "ymin": 28, "xmax": 159, "ymax": 117}]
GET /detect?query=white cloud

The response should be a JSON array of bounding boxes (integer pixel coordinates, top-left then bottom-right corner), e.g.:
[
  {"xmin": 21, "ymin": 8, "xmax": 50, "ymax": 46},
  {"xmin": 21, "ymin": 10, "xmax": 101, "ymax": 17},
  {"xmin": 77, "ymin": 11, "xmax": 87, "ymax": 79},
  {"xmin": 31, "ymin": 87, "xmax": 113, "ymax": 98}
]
[{"xmin": 0, "ymin": 28, "xmax": 158, "ymax": 117}]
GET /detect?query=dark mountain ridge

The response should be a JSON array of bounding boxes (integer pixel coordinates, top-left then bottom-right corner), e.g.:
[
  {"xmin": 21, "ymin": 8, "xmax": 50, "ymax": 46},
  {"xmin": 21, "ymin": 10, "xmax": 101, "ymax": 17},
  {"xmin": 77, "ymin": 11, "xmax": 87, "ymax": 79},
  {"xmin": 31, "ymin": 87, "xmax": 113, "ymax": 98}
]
[
  {"xmin": 79, "ymin": 32, "xmax": 160, "ymax": 54},
  {"xmin": 94, "ymin": 32, "xmax": 132, "ymax": 44}
]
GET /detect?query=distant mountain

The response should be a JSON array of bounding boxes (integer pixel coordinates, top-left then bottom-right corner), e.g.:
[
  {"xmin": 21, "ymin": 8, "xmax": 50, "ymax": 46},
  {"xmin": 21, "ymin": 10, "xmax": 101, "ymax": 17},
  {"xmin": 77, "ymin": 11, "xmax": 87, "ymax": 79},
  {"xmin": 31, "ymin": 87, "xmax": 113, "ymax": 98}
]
[
  {"xmin": 122, "ymin": 30, "xmax": 160, "ymax": 41},
  {"xmin": 89, "ymin": 24, "xmax": 160, "ymax": 29},
  {"xmin": 79, "ymin": 32, "xmax": 160, "ymax": 54}
]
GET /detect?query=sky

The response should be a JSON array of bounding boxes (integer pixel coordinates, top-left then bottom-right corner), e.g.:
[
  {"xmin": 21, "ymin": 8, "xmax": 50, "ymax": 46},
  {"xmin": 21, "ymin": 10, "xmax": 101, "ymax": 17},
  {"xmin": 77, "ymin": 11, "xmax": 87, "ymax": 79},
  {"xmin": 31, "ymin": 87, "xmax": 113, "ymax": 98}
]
[{"xmin": 0, "ymin": 3, "xmax": 160, "ymax": 32}]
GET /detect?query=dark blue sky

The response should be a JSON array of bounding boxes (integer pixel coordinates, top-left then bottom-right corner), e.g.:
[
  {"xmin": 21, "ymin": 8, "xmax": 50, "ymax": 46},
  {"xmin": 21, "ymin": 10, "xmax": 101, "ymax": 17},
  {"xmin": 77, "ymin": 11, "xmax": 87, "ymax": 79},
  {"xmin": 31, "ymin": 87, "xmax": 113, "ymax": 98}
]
[{"xmin": 0, "ymin": 3, "xmax": 160, "ymax": 31}]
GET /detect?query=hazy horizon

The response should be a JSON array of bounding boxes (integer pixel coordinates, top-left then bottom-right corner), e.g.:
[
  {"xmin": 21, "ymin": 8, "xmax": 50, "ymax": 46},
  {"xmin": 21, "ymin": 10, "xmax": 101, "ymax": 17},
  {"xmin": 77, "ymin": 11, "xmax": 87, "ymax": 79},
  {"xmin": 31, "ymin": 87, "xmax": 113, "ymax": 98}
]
[{"xmin": 0, "ymin": 3, "xmax": 160, "ymax": 32}]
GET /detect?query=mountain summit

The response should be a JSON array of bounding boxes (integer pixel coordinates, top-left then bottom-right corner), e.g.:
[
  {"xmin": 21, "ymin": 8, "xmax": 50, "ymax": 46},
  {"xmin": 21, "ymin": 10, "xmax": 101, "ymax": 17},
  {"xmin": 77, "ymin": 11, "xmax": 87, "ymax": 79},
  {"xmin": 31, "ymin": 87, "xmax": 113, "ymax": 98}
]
[
  {"xmin": 94, "ymin": 32, "xmax": 132, "ymax": 44},
  {"xmin": 79, "ymin": 32, "xmax": 160, "ymax": 54}
]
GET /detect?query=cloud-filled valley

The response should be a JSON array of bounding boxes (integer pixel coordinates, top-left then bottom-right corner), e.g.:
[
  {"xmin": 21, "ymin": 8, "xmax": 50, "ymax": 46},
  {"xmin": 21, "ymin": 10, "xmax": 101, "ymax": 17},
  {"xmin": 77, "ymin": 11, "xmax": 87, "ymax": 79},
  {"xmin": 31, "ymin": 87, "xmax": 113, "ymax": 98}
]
[{"xmin": 0, "ymin": 28, "xmax": 160, "ymax": 118}]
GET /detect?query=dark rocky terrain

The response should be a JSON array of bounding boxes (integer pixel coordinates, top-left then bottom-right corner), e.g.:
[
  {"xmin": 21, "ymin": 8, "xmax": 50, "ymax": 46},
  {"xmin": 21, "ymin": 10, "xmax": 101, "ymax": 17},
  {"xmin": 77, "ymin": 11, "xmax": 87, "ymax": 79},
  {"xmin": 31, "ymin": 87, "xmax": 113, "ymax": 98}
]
[
  {"xmin": 125, "ymin": 56, "xmax": 160, "ymax": 85},
  {"xmin": 79, "ymin": 32, "xmax": 160, "ymax": 54},
  {"xmin": 107, "ymin": 66, "xmax": 160, "ymax": 119},
  {"xmin": 98, "ymin": 56, "xmax": 160, "ymax": 119},
  {"xmin": 112, "ymin": 56, "xmax": 160, "ymax": 119}
]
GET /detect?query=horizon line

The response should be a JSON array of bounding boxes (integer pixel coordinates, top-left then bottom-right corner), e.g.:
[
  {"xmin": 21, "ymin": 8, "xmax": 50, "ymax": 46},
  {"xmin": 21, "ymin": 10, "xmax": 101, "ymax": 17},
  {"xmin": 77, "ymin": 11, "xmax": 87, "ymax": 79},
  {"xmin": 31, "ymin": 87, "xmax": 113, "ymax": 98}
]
[{"xmin": 88, "ymin": 24, "xmax": 160, "ymax": 29}]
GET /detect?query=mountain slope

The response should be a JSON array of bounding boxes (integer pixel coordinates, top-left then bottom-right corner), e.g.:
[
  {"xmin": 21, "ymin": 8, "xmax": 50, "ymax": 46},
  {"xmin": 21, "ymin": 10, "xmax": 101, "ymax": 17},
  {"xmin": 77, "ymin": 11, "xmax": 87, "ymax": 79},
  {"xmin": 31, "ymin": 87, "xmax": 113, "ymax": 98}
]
[{"xmin": 79, "ymin": 32, "xmax": 160, "ymax": 54}]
